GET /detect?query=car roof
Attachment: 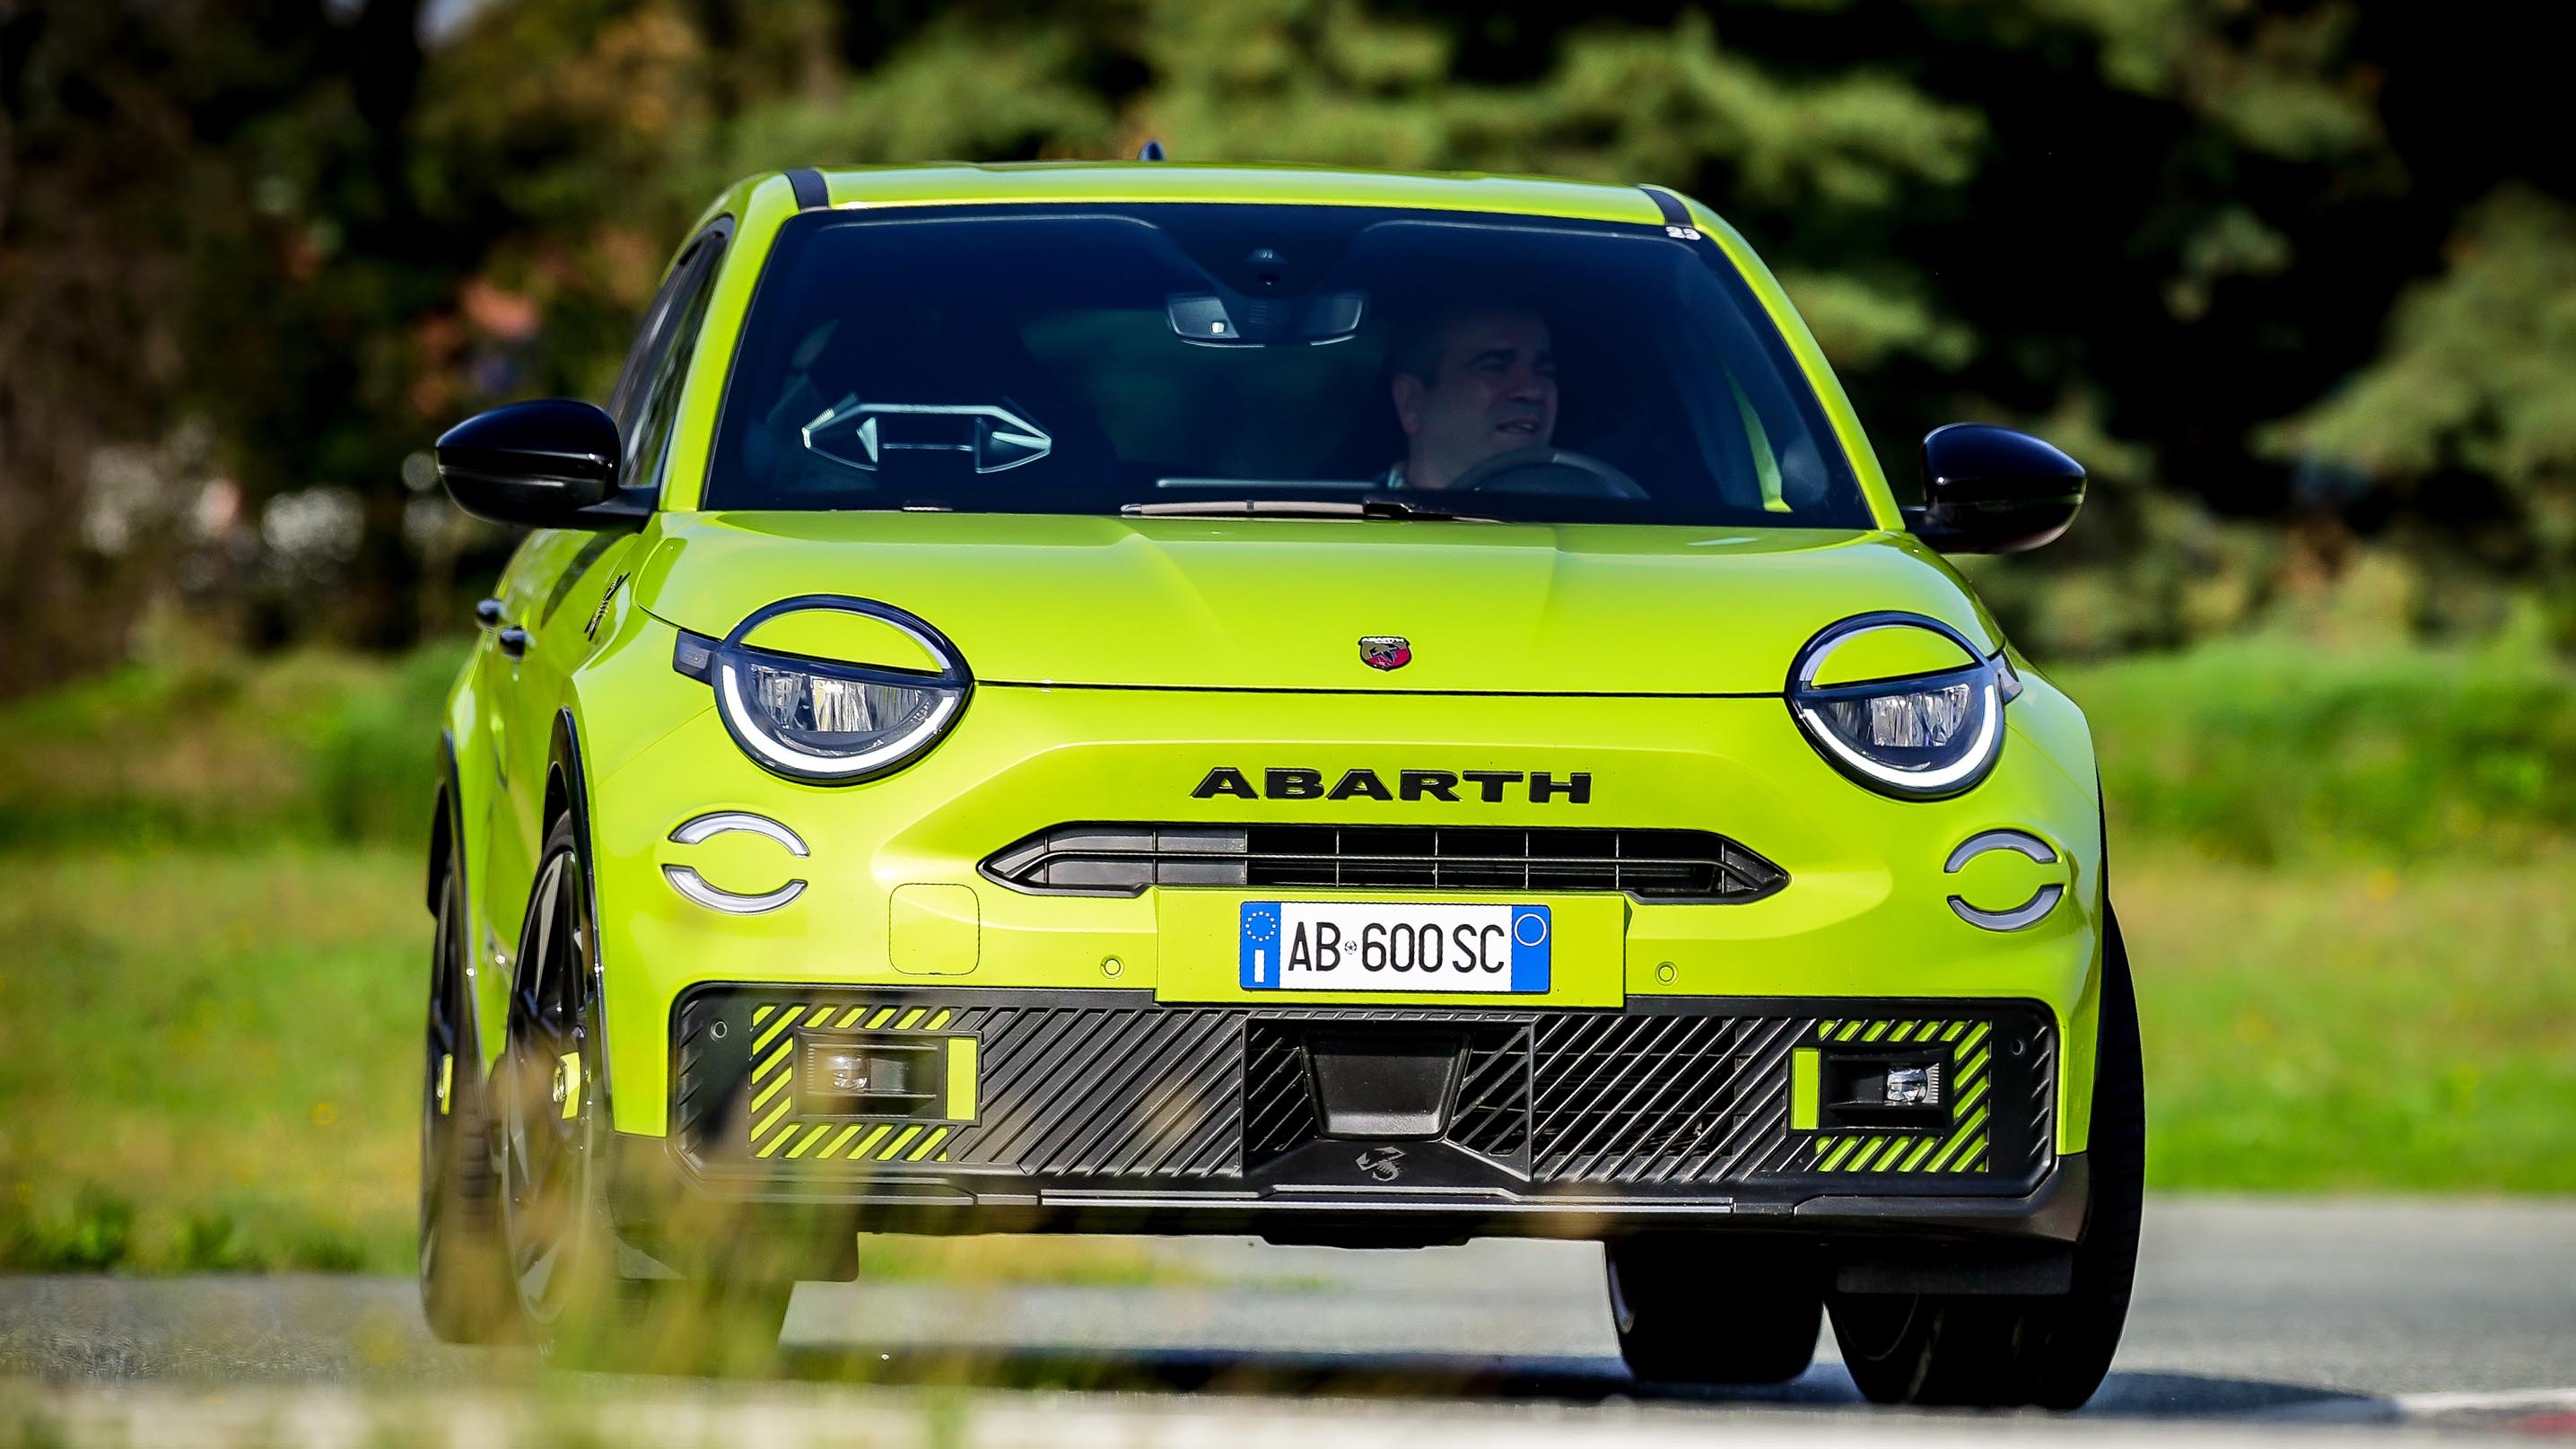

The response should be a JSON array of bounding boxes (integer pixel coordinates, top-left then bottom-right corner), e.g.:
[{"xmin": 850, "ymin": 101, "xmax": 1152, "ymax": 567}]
[{"xmin": 804, "ymin": 161, "xmax": 1676, "ymax": 227}]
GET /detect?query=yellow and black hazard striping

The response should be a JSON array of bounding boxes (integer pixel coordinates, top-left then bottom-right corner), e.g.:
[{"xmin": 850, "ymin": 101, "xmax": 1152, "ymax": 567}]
[
  {"xmin": 743, "ymin": 1003, "xmax": 980, "ymax": 1162},
  {"xmin": 1794, "ymin": 1017, "xmax": 1995, "ymax": 1174}
]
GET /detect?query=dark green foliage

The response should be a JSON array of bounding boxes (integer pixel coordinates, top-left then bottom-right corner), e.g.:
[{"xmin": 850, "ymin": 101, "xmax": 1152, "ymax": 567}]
[
  {"xmin": 0, "ymin": 1188, "xmax": 134, "ymax": 1272},
  {"xmin": 5, "ymin": 0, "xmax": 2576, "ymax": 694}
]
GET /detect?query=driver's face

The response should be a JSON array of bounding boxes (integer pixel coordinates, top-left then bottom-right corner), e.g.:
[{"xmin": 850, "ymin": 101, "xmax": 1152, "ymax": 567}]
[{"xmin": 1393, "ymin": 309, "xmax": 1558, "ymax": 490}]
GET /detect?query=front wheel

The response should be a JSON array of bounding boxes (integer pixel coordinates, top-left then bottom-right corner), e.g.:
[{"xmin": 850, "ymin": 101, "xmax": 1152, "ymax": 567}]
[
  {"xmin": 1827, "ymin": 908, "xmax": 2146, "ymax": 1410},
  {"xmin": 495, "ymin": 814, "xmax": 792, "ymax": 1373},
  {"xmin": 1607, "ymin": 1237, "xmax": 1822, "ymax": 1384},
  {"xmin": 419, "ymin": 834, "xmax": 515, "ymax": 1342}
]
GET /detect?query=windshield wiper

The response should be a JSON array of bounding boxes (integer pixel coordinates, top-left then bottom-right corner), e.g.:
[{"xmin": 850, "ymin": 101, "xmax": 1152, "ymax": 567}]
[{"xmin": 1119, "ymin": 498, "xmax": 1501, "ymax": 522}]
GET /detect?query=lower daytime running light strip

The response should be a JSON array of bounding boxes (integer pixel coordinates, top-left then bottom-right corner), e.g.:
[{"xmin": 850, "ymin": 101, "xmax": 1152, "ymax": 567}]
[
  {"xmin": 1942, "ymin": 828, "xmax": 2063, "ymax": 932},
  {"xmin": 662, "ymin": 811, "xmax": 810, "ymax": 915}
]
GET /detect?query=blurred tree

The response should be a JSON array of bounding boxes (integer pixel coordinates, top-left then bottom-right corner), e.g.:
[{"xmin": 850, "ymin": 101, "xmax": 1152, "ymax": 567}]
[
  {"xmin": 2268, "ymin": 188, "xmax": 2576, "ymax": 645},
  {"xmin": 4, "ymin": 0, "xmax": 2573, "ymax": 694}
]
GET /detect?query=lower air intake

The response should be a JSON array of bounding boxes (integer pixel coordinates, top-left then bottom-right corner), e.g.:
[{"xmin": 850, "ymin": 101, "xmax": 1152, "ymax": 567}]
[{"xmin": 673, "ymin": 991, "xmax": 2054, "ymax": 1193}]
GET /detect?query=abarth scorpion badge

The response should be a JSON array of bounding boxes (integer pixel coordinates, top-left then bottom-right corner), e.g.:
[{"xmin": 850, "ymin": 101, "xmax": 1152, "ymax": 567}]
[
  {"xmin": 1359, "ymin": 635, "xmax": 1412, "ymax": 671},
  {"xmin": 1356, "ymin": 1145, "xmax": 1406, "ymax": 1182}
]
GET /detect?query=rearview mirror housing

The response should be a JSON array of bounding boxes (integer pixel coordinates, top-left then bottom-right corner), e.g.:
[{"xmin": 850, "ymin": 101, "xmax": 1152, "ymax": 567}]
[
  {"xmin": 435, "ymin": 398, "xmax": 645, "ymax": 530},
  {"xmin": 1905, "ymin": 423, "xmax": 2086, "ymax": 554}
]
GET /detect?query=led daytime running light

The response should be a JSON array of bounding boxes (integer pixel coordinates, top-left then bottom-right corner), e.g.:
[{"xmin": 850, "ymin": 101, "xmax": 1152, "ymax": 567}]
[
  {"xmin": 689, "ymin": 596, "xmax": 973, "ymax": 784},
  {"xmin": 1786, "ymin": 614, "xmax": 2008, "ymax": 800}
]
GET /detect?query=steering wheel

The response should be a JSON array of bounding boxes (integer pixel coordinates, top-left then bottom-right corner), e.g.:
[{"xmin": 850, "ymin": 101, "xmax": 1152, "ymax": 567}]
[{"xmin": 1451, "ymin": 447, "xmax": 1647, "ymax": 500}]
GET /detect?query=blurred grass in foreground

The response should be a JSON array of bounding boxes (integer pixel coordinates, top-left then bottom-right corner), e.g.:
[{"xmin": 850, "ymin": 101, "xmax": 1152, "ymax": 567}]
[
  {"xmin": 0, "ymin": 848, "xmax": 1185, "ymax": 1282},
  {"xmin": 0, "ymin": 638, "xmax": 2570, "ymax": 1270}
]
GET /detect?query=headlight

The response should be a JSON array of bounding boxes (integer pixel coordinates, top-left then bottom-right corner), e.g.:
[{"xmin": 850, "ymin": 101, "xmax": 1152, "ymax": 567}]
[
  {"xmin": 675, "ymin": 597, "xmax": 971, "ymax": 783},
  {"xmin": 1786, "ymin": 613, "xmax": 2007, "ymax": 799}
]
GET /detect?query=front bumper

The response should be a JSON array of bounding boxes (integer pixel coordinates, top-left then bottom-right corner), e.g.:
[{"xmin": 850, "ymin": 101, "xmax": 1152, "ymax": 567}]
[
  {"xmin": 581, "ymin": 668, "xmax": 2109, "ymax": 1145},
  {"xmin": 620, "ymin": 987, "xmax": 2081, "ymax": 1249}
]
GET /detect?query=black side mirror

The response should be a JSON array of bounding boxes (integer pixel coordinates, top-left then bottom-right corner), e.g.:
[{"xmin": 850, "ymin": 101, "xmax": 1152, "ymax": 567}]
[
  {"xmin": 434, "ymin": 399, "xmax": 644, "ymax": 530},
  {"xmin": 1906, "ymin": 423, "xmax": 2086, "ymax": 554}
]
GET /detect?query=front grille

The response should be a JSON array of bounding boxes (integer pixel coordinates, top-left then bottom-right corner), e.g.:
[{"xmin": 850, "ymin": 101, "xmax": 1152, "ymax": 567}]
[
  {"xmin": 981, "ymin": 824, "xmax": 1787, "ymax": 902},
  {"xmin": 674, "ymin": 991, "xmax": 2054, "ymax": 1192}
]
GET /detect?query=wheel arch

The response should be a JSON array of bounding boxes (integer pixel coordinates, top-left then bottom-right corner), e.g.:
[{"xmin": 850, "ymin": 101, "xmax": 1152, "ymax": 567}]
[
  {"xmin": 430, "ymin": 729, "xmax": 465, "ymax": 915},
  {"xmin": 543, "ymin": 706, "xmax": 616, "ymax": 1104},
  {"xmin": 427, "ymin": 729, "xmax": 495, "ymax": 1073}
]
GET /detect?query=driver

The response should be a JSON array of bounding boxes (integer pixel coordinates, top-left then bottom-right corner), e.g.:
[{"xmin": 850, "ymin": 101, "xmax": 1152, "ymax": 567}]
[{"xmin": 1384, "ymin": 302, "xmax": 1558, "ymax": 490}]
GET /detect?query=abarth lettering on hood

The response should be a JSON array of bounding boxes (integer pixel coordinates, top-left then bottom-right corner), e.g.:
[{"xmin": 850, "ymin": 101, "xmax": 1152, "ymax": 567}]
[{"xmin": 1192, "ymin": 766, "xmax": 1593, "ymax": 803}]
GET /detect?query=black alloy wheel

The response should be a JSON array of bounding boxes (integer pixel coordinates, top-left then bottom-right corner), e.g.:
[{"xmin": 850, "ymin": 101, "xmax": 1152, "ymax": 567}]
[
  {"xmin": 495, "ymin": 814, "xmax": 794, "ymax": 1371},
  {"xmin": 419, "ymin": 834, "xmax": 514, "ymax": 1342},
  {"xmin": 1607, "ymin": 1237, "xmax": 1823, "ymax": 1385},
  {"xmin": 1826, "ymin": 908, "xmax": 2147, "ymax": 1410},
  {"xmin": 497, "ymin": 818, "xmax": 611, "ymax": 1337}
]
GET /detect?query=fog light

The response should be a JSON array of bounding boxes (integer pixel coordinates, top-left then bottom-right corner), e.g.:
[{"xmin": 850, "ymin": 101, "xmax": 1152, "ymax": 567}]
[
  {"xmin": 1884, "ymin": 1063, "xmax": 1942, "ymax": 1107},
  {"xmin": 801, "ymin": 1035, "xmax": 945, "ymax": 1116}
]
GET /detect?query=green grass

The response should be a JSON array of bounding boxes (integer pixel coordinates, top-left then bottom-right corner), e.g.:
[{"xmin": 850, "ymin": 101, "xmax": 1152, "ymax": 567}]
[
  {"xmin": 0, "ymin": 844, "xmax": 1208, "ymax": 1281},
  {"xmin": 2061, "ymin": 637, "xmax": 2576, "ymax": 865},
  {"xmin": 2123, "ymin": 849, "xmax": 2576, "ymax": 1192},
  {"xmin": 0, "ymin": 643, "xmax": 468, "ymax": 851},
  {"xmin": 0, "ymin": 847, "xmax": 421, "ymax": 1271}
]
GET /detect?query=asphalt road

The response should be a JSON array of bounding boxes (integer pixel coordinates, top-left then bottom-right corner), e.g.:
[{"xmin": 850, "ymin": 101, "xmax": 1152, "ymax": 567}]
[{"xmin": 4, "ymin": 1199, "xmax": 2572, "ymax": 1445}]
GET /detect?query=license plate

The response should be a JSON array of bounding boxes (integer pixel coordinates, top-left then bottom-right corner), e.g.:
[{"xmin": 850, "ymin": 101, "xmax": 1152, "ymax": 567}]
[{"xmin": 1238, "ymin": 902, "xmax": 1550, "ymax": 993}]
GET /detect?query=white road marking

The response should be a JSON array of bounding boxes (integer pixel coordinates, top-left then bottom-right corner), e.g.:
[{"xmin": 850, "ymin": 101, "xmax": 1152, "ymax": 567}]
[{"xmin": 2392, "ymin": 1385, "xmax": 2576, "ymax": 1415}]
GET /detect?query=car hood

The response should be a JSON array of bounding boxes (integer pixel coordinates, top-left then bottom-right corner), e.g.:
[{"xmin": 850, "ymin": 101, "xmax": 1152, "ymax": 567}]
[{"xmin": 631, "ymin": 511, "xmax": 1997, "ymax": 695}]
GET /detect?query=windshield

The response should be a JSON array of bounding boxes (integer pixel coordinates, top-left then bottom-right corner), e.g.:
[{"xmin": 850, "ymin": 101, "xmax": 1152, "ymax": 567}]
[{"xmin": 706, "ymin": 204, "xmax": 1873, "ymax": 528}]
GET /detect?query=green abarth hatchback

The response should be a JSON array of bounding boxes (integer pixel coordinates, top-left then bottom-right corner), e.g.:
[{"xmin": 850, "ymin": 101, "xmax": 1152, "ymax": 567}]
[{"xmin": 421, "ymin": 162, "xmax": 2138, "ymax": 1407}]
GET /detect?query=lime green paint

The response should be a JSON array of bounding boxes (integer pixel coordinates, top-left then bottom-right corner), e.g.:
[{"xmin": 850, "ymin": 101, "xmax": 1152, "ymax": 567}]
[
  {"xmin": 1790, "ymin": 1047, "xmax": 1820, "ymax": 1131},
  {"xmin": 751, "ymin": 1007, "xmax": 802, "ymax": 1055},
  {"xmin": 820, "ymin": 162, "xmax": 1667, "ymax": 224},
  {"xmin": 1728, "ymin": 375, "xmax": 1789, "ymax": 512},
  {"xmin": 947, "ymin": 1036, "xmax": 979, "ymax": 1122},
  {"xmin": 739, "ymin": 607, "xmax": 946, "ymax": 670},
  {"xmin": 558, "ymin": 610, "xmax": 2101, "ymax": 1139},
  {"xmin": 1805, "ymin": 623, "xmax": 1981, "ymax": 688},
  {"xmin": 632, "ymin": 512, "xmax": 1997, "ymax": 694},
  {"xmin": 889, "ymin": 885, "xmax": 981, "ymax": 975},
  {"xmin": 439, "ymin": 164, "xmax": 2110, "ymax": 1164}
]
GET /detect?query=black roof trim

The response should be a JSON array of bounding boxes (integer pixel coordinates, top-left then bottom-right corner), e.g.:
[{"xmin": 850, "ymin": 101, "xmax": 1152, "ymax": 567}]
[
  {"xmin": 1636, "ymin": 185, "xmax": 1694, "ymax": 231},
  {"xmin": 786, "ymin": 168, "xmax": 828, "ymax": 210}
]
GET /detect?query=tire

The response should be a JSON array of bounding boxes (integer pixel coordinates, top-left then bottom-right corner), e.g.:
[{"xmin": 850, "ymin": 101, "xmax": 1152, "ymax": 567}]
[
  {"xmin": 419, "ymin": 831, "xmax": 517, "ymax": 1343},
  {"xmin": 1607, "ymin": 1236, "xmax": 1823, "ymax": 1384},
  {"xmin": 1828, "ymin": 907, "xmax": 2146, "ymax": 1410},
  {"xmin": 496, "ymin": 813, "xmax": 793, "ymax": 1374}
]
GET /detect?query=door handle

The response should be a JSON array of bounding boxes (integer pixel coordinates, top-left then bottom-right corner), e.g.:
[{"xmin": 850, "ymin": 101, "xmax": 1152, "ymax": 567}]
[
  {"xmin": 476, "ymin": 598, "xmax": 505, "ymax": 628},
  {"xmin": 497, "ymin": 626, "xmax": 530, "ymax": 660}
]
